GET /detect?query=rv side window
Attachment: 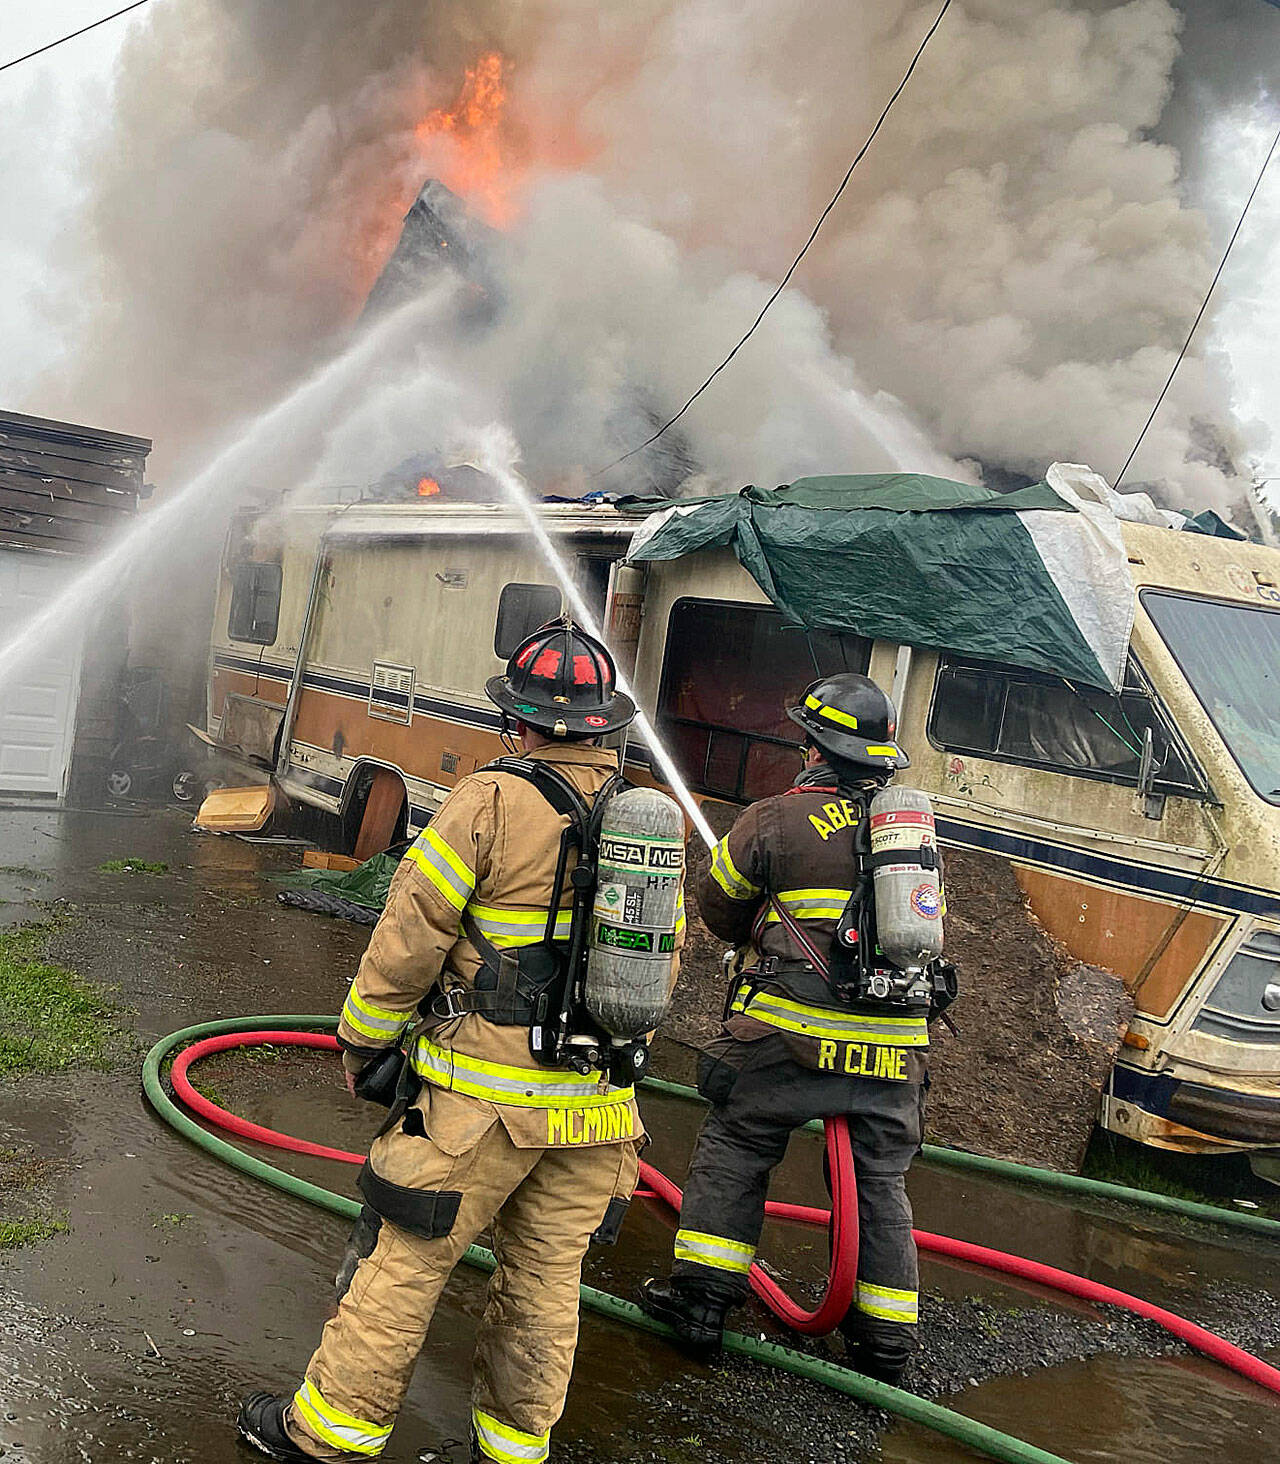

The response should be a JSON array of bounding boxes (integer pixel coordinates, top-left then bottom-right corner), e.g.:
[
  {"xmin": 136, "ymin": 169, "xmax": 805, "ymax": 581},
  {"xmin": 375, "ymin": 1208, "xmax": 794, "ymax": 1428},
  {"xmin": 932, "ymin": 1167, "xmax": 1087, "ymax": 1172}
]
[
  {"xmin": 929, "ymin": 656, "xmax": 1198, "ymax": 793},
  {"xmin": 657, "ymin": 598, "xmax": 872, "ymax": 803},
  {"xmin": 494, "ymin": 583, "xmax": 562, "ymax": 658},
  {"xmin": 228, "ymin": 561, "xmax": 282, "ymax": 645}
]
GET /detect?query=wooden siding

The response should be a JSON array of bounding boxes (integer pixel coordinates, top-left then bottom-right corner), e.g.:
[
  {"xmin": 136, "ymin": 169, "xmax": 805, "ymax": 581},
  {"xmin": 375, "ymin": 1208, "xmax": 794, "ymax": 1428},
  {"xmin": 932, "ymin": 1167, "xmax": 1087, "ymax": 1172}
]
[{"xmin": 0, "ymin": 409, "xmax": 150, "ymax": 556}]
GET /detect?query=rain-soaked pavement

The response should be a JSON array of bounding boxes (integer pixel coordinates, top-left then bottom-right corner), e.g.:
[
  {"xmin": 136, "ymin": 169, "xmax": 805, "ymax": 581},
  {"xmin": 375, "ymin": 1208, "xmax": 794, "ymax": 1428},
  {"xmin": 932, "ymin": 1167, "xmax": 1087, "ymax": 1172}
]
[{"xmin": 2, "ymin": 806, "xmax": 1280, "ymax": 1464}]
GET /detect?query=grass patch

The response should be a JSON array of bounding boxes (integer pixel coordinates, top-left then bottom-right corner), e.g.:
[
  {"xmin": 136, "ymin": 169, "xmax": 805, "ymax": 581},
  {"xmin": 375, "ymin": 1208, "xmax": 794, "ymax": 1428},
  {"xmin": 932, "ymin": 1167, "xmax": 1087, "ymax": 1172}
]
[
  {"xmin": 153, "ymin": 1212, "xmax": 192, "ymax": 1229},
  {"xmin": 0, "ymin": 1144, "xmax": 54, "ymax": 1192},
  {"xmin": 0, "ymin": 924, "xmax": 124, "ymax": 1077},
  {"xmin": 0, "ymin": 865, "xmax": 48, "ymax": 880},
  {"xmin": 99, "ymin": 858, "xmax": 168, "ymax": 875},
  {"xmin": 1081, "ymin": 1129, "xmax": 1273, "ymax": 1212},
  {"xmin": 0, "ymin": 1213, "xmax": 68, "ymax": 1249}
]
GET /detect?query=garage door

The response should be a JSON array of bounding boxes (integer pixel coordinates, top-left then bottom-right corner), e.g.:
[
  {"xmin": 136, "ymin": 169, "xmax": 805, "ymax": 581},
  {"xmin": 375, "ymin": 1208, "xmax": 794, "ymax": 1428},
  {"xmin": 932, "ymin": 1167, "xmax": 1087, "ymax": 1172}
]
[{"xmin": 0, "ymin": 552, "xmax": 84, "ymax": 797}]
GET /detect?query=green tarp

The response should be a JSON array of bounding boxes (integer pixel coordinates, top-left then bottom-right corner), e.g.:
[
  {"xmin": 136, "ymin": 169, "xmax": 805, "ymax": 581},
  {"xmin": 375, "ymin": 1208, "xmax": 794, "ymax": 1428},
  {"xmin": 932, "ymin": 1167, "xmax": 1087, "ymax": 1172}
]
[{"xmin": 625, "ymin": 474, "xmax": 1134, "ymax": 691}]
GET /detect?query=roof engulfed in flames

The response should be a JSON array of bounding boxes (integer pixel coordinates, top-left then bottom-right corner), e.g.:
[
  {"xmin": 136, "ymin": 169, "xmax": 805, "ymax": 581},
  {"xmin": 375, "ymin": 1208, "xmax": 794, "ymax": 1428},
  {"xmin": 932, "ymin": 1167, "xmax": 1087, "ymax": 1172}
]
[{"xmin": 414, "ymin": 51, "xmax": 516, "ymax": 229}]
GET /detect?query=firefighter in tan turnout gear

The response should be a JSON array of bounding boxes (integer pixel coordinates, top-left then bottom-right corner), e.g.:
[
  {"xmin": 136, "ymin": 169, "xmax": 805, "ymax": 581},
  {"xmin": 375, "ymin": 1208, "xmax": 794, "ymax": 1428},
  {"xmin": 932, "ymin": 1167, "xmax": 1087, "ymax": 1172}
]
[
  {"xmin": 238, "ymin": 621, "xmax": 684, "ymax": 1464},
  {"xmin": 640, "ymin": 673, "xmax": 953, "ymax": 1385}
]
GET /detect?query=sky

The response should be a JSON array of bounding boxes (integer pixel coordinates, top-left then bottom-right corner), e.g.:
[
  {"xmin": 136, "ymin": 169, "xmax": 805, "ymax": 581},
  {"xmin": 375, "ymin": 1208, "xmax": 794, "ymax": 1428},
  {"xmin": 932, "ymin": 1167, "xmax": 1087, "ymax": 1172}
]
[
  {"xmin": 0, "ymin": 2, "xmax": 143, "ymax": 410},
  {"xmin": 1, "ymin": 0, "xmax": 1277, "ymax": 481}
]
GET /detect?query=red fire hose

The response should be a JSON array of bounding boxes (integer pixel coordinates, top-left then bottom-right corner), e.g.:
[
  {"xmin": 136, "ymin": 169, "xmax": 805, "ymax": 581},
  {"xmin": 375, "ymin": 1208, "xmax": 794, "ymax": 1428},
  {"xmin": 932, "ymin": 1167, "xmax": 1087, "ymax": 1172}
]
[{"xmin": 168, "ymin": 1030, "xmax": 1280, "ymax": 1395}]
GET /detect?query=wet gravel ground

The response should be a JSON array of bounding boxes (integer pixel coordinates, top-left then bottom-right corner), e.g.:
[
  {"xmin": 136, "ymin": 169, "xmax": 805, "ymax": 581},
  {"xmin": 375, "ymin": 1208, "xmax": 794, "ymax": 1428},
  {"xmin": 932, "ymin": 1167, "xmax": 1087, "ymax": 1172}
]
[
  {"xmin": 551, "ymin": 1287, "xmax": 1280, "ymax": 1464},
  {"xmin": 5, "ymin": 808, "xmax": 1280, "ymax": 1464}
]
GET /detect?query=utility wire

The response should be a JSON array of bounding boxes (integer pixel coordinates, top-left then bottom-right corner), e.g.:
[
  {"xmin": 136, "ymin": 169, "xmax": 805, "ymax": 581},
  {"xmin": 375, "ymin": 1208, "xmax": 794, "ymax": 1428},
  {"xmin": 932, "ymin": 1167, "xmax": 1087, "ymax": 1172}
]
[
  {"xmin": 593, "ymin": 0, "xmax": 953, "ymax": 479},
  {"xmin": 0, "ymin": 0, "xmax": 152, "ymax": 77},
  {"xmin": 1115, "ymin": 119, "xmax": 1280, "ymax": 488}
]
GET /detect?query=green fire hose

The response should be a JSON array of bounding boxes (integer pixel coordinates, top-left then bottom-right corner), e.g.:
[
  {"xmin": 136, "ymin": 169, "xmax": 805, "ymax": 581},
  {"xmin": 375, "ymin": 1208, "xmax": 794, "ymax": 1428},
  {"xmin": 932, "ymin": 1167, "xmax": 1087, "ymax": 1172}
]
[
  {"xmin": 640, "ymin": 1075, "xmax": 1280, "ymax": 1240},
  {"xmin": 143, "ymin": 1015, "xmax": 1072, "ymax": 1464}
]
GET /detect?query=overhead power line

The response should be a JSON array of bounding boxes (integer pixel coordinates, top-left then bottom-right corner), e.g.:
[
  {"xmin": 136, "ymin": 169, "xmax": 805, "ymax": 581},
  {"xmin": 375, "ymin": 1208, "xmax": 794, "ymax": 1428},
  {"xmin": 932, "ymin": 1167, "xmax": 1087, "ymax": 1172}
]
[
  {"xmin": 0, "ymin": 0, "xmax": 152, "ymax": 77},
  {"xmin": 1115, "ymin": 119, "xmax": 1280, "ymax": 489},
  {"xmin": 594, "ymin": 0, "xmax": 954, "ymax": 479}
]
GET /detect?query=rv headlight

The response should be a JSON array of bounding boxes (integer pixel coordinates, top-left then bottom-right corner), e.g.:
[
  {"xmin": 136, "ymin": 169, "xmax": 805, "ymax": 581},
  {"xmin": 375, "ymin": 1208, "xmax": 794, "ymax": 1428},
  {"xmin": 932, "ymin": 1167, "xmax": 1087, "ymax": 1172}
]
[{"xmin": 1194, "ymin": 929, "xmax": 1280, "ymax": 1041}]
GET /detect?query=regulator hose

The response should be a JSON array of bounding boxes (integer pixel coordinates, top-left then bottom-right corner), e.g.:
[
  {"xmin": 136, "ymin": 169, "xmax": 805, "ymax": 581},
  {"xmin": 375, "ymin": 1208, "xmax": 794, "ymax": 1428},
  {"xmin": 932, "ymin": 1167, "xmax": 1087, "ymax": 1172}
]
[
  {"xmin": 161, "ymin": 1024, "xmax": 1280, "ymax": 1401},
  {"xmin": 144, "ymin": 1017, "xmax": 1073, "ymax": 1464}
]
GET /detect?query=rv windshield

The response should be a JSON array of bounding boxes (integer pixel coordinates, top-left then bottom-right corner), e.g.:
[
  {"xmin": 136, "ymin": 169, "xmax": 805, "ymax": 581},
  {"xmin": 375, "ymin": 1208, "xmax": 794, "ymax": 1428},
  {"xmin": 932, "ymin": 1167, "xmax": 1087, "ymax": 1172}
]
[{"xmin": 1142, "ymin": 590, "xmax": 1280, "ymax": 806}]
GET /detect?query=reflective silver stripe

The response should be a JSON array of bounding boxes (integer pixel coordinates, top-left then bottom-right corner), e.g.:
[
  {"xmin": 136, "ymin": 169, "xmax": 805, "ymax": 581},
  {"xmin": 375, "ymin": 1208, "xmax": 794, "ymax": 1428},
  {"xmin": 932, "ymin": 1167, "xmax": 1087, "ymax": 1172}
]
[
  {"xmin": 855, "ymin": 1281, "xmax": 919, "ymax": 1323},
  {"xmin": 762, "ymin": 887, "xmax": 854, "ymax": 922},
  {"xmin": 709, "ymin": 837, "xmax": 760, "ymax": 900},
  {"xmin": 292, "ymin": 1378, "xmax": 391, "ymax": 1456},
  {"xmin": 469, "ymin": 904, "xmax": 572, "ymax": 949},
  {"xmin": 411, "ymin": 1038, "xmax": 634, "ymax": 1110},
  {"xmin": 472, "ymin": 1408, "xmax": 549, "ymax": 1464},
  {"xmin": 404, "ymin": 827, "xmax": 475, "ymax": 912},
  {"xmin": 732, "ymin": 989, "xmax": 928, "ymax": 1047},
  {"xmin": 341, "ymin": 987, "xmax": 410, "ymax": 1040},
  {"xmin": 673, "ymin": 1227, "xmax": 756, "ymax": 1275}
]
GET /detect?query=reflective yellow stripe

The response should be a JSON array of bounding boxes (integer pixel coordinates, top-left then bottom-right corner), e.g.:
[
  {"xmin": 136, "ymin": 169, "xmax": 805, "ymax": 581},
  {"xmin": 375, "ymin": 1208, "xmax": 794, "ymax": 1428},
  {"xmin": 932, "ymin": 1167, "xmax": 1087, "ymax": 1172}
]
[
  {"xmin": 710, "ymin": 838, "xmax": 760, "ymax": 900},
  {"xmin": 404, "ymin": 826, "xmax": 476, "ymax": 912},
  {"xmin": 469, "ymin": 903, "xmax": 572, "ymax": 948},
  {"xmin": 675, "ymin": 888, "xmax": 686, "ymax": 935},
  {"xmin": 855, "ymin": 1281, "xmax": 919, "ymax": 1323},
  {"xmin": 732, "ymin": 988, "xmax": 928, "ymax": 1047},
  {"xmin": 341, "ymin": 986, "xmax": 411, "ymax": 1041},
  {"xmin": 673, "ymin": 1227, "xmax": 756, "ymax": 1274},
  {"xmin": 863, "ymin": 744, "xmax": 900, "ymax": 758},
  {"xmin": 412, "ymin": 1038, "xmax": 634, "ymax": 1110},
  {"xmin": 292, "ymin": 1378, "xmax": 391, "ymax": 1456},
  {"xmin": 808, "ymin": 693, "xmax": 858, "ymax": 731},
  {"xmin": 472, "ymin": 1408, "xmax": 549, "ymax": 1464},
  {"xmin": 762, "ymin": 887, "xmax": 854, "ymax": 923}
]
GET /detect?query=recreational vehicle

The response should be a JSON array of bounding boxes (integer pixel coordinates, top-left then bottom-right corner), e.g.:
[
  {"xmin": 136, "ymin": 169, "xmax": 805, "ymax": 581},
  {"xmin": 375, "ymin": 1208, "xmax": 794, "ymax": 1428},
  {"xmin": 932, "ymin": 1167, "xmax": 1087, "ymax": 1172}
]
[{"xmin": 202, "ymin": 489, "xmax": 1280, "ymax": 1165}]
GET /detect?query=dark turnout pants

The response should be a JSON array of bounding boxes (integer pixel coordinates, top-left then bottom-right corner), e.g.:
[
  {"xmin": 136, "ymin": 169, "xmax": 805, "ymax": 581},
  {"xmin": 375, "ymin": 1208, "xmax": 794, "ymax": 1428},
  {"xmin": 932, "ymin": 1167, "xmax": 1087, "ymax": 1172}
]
[{"xmin": 673, "ymin": 1033, "xmax": 923, "ymax": 1371}]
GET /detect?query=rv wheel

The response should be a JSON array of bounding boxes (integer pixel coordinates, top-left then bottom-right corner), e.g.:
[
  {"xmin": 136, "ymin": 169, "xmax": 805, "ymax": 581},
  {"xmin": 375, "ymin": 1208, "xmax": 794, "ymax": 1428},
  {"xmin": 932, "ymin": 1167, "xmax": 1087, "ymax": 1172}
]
[
  {"xmin": 107, "ymin": 769, "xmax": 133, "ymax": 798},
  {"xmin": 172, "ymin": 770, "xmax": 201, "ymax": 803}
]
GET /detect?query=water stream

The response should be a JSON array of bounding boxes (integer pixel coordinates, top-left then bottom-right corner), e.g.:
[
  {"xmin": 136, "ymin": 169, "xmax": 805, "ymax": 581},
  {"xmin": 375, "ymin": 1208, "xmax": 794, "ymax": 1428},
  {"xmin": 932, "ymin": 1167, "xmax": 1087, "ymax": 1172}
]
[
  {"xmin": 0, "ymin": 289, "xmax": 452, "ymax": 694},
  {"xmin": 473, "ymin": 425, "xmax": 716, "ymax": 850}
]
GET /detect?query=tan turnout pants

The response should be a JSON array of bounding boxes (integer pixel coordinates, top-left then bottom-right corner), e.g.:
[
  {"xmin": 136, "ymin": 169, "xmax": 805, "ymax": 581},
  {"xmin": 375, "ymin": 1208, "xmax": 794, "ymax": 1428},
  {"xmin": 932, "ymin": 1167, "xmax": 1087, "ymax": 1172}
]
[{"xmin": 285, "ymin": 1116, "xmax": 638, "ymax": 1463}]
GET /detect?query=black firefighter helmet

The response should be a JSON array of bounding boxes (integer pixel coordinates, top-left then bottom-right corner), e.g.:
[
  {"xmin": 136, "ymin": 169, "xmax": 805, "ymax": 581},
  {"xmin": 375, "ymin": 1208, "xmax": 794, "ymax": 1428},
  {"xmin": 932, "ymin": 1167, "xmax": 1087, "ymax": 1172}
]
[
  {"xmin": 787, "ymin": 673, "xmax": 909, "ymax": 771},
  {"xmin": 486, "ymin": 619, "xmax": 636, "ymax": 739}
]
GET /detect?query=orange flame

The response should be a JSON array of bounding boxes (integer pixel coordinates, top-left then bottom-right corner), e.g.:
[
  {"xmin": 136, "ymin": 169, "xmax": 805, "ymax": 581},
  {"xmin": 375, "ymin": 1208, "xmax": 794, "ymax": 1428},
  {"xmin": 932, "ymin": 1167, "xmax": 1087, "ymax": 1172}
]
[
  {"xmin": 417, "ymin": 476, "xmax": 442, "ymax": 498},
  {"xmin": 415, "ymin": 52, "xmax": 517, "ymax": 228}
]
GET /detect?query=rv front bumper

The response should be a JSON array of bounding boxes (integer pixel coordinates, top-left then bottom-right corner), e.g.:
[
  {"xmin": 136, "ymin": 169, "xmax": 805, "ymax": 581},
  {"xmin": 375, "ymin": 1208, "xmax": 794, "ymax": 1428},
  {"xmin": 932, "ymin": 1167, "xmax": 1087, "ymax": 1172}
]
[{"xmin": 1106, "ymin": 1065, "xmax": 1280, "ymax": 1152}]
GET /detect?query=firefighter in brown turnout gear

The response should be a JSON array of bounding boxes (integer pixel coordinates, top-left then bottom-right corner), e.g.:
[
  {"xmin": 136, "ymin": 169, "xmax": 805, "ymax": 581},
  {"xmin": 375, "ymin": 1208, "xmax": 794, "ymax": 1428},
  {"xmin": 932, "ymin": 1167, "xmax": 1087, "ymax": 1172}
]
[
  {"xmin": 640, "ymin": 673, "xmax": 952, "ymax": 1385},
  {"xmin": 238, "ymin": 621, "xmax": 684, "ymax": 1464}
]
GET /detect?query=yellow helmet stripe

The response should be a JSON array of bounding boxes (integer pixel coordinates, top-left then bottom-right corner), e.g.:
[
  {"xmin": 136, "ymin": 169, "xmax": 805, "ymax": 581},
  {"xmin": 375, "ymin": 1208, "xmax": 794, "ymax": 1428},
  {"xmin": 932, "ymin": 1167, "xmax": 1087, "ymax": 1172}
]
[{"xmin": 806, "ymin": 692, "xmax": 859, "ymax": 731}]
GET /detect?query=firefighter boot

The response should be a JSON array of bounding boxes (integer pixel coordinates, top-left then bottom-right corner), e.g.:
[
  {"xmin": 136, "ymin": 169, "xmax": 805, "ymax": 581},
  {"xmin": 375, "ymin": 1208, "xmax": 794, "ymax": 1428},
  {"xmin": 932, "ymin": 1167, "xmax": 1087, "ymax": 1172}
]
[
  {"xmin": 839, "ymin": 1324, "xmax": 914, "ymax": 1387},
  {"xmin": 638, "ymin": 1277, "xmax": 730, "ymax": 1356},
  {"xmin": 237, "ymin": 1394, "xmax": 329, "ymax": 1462}
]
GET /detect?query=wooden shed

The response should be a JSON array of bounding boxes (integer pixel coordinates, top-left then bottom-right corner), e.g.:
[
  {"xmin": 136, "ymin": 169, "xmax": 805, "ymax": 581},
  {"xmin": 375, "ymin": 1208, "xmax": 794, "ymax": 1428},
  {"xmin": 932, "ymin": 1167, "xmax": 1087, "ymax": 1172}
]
[{"xmin": 0, "ymin": 409, "xmax": 151, "ymax": 800}]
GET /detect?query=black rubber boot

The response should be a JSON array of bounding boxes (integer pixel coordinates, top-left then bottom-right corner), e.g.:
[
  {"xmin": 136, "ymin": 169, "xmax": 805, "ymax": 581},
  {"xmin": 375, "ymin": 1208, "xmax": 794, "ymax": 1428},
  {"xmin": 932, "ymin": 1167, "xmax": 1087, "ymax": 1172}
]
[
  {"xmin": 237, "ymin": 1393, "xmax": 329, "ymax": 1462},
  {"xmin": 638, "ymin": 1277, "xmax": 730, "ymax": 1357},
  {"xmin": 842, "ymin": 1339, "xmax": 912, "ymax": 1388}
]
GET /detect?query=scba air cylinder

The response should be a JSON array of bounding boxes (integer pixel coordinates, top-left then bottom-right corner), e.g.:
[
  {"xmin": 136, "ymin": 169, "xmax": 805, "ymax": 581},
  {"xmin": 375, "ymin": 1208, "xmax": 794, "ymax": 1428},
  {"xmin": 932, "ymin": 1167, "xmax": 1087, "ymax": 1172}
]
[
  {"xmin": 869, "ymin": 785, "xmax": 944, "ymax": 970},
  {"xmin": 585, "ymin": 787, "xmax": 685, "ymax": 1040}
]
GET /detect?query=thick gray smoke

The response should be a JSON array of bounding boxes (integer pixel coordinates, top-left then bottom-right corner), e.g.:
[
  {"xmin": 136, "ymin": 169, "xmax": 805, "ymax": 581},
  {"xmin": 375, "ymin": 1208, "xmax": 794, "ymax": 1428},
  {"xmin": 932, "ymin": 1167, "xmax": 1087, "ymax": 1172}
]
[{"xmin": 26, "ymin": 0, "xmax": 1270, "ymax": 509}]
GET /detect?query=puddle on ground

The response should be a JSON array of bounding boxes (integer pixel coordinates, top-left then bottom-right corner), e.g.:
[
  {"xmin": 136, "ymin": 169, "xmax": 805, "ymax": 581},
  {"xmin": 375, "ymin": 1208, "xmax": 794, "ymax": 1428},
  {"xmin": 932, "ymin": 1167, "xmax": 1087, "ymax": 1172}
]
[{"xmin": 2, "ymin": 808, "xmax": 1279, "ymax": 1463}]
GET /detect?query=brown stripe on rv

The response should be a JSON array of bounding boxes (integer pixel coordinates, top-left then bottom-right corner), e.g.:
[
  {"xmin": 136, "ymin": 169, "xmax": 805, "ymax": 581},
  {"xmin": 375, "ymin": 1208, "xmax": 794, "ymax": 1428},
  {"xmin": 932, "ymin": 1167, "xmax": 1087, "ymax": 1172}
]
[{"xmin": 1014, "ymin": 867, "xmax": 1227, "ymax": 1020}]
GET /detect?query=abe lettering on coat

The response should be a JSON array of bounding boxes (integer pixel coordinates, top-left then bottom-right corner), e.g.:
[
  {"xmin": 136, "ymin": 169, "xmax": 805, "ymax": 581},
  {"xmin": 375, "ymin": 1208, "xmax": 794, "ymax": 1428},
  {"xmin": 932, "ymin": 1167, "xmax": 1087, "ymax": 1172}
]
[{"xmin": 808, "ymin": 799, "xmax": 860, "ymax": 842}]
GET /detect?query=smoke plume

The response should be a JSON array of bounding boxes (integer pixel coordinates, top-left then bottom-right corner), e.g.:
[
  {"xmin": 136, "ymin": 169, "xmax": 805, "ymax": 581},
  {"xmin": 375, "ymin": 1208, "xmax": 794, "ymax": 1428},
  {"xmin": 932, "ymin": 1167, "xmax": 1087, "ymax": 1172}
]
[{"xmin": 24, "ymin": 0, "xmax": 1271, "ymax": 510}]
